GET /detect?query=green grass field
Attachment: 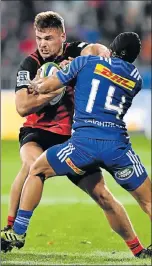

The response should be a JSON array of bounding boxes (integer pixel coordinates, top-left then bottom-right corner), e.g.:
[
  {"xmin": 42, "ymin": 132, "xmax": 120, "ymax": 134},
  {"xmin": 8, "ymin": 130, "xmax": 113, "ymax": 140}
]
[{"xmin": 1, "ymin": 134, "xmax": 151, "ymax": 265}]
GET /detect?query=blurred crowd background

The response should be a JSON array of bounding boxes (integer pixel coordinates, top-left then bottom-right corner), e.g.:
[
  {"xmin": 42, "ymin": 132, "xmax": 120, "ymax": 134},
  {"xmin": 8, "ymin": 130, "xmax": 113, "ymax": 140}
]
[{"xmin": 1, "ymin": 0, "xmax": 151, "ymax": 90}]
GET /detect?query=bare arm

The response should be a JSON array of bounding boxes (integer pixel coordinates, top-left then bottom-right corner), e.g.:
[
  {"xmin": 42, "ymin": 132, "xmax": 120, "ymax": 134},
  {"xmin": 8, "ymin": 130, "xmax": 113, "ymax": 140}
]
[
  {"xmin": 81, "ymin": 43, "xmax": 110, "ymax": 57},
  {"xmin": 15, "ymin": 67, "xmax": 64, "ymax": 117},
  {"xmin": 59, "ymin": 43, "xmax": 110, "ymax": 69},
  {"xmin": 28, "ymin": 74, "xmax": 64, "ymax": 96},
  {"xmin": 15, "ymin": 87, "xmax": 63, "ymax": 117}
]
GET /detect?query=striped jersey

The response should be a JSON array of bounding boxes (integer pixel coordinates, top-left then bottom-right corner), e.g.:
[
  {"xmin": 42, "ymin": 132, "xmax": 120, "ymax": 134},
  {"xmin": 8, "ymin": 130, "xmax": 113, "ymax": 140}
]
[
  {"xmin": 15, "ymin": 42, "xmax": 88, "ymax": 135},
  {"xmin": 57, "ymin": 55, "xmax": 143, "ymax": 141}
]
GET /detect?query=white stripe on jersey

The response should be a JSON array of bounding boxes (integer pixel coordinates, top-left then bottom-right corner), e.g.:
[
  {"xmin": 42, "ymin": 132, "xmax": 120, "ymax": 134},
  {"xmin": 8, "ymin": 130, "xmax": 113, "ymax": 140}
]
[
  {"xmin": 134, "ymin": 71, "xmax": 139, "ymax": 79},
  {"xmin": 108, "ymin": 58, "xmax": 112, "ymax": 65},
  {"xmin": 130, "ymin": 68, "xmax": 141, "ymax": 80},
  {"xmin": 126, "ymin": 152, "xmax": 139, "ymax": 177},
  {"xmin": 130, "ymin": 68, "xmax": 137, "ymax": 76},
  {"xmin": 99, "ymin": 57, "xmax": 111, "ymax": 65},
  {"xmin": 126, "ymin": 150, "xmax": 144, "ymax": 176}
]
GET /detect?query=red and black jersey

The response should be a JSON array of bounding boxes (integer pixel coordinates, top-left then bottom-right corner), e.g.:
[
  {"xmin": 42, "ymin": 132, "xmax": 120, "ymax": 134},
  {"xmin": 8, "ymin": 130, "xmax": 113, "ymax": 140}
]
[{"xmin": 15, "ymin": 41, "xmax": 88, "ymax": 135}]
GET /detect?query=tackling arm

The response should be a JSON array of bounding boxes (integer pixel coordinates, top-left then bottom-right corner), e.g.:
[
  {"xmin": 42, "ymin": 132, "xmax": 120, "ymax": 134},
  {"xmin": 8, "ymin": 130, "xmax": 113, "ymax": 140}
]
[
  {"xmin": 29, "ymin": 56, "xmax": 89, "ymax": 95},
  {"xmin": 15, "ymin": 57, "xmax": 60, "ymax": 117},
  {"xmin": 15, "ymin": 88, "xmax": 63, "ymax": 117},
  {"xmin": 28, "ymin": 75, "xmax": 64, "ymax": 95}
]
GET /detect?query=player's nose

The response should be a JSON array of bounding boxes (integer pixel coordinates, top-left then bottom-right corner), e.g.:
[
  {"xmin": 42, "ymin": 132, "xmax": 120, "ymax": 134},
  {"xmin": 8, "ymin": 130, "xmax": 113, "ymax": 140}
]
[{"xmin": 40, "ymin": 39, "xmax": 47, "ymax": 47}]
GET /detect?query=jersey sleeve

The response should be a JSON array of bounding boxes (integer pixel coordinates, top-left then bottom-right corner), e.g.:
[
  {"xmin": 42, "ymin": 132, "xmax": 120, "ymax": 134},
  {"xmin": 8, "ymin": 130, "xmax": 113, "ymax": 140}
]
[
  {"xmin": 15, "ymin": 56, "xmax": 38, "ymax": 92},
  {"xmin": 56, "ymin": 56, "xmax": 89, "ymax": 85},
  {"xmin": 67, "ymin": 41, "xmax": 88, "ymax": 57},
  {"xmin": 134, "ymin": 75, "xmax": 143, "ymax": 96}
]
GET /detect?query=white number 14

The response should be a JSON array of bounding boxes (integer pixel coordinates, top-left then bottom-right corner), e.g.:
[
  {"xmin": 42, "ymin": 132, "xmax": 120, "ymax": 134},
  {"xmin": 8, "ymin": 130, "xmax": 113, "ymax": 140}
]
[{"xmin": 86, "ymin": 79, "xmax": 126, "ymax": 119}]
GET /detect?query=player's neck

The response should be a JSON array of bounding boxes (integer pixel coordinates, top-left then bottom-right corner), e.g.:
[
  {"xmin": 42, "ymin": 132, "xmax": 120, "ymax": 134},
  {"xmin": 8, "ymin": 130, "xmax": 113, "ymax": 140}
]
[{"xmin": 57, "ymin": 44, "xmax": 64, "ymax": 57}]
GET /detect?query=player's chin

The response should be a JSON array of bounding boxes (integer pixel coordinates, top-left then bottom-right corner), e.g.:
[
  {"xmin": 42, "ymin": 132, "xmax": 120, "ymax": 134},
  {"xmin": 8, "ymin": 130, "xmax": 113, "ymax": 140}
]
[{"xmin": 41, "ymin": 53, "xmax": 52, "ymax": 58}]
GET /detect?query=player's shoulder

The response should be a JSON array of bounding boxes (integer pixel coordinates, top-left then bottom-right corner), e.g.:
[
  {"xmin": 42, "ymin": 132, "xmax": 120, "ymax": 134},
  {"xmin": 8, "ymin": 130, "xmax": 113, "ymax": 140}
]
[
  {"xmin": 112, "ymin": 58, "xmax": 142, "ymax": 82},
  {"xmin": 75, "ymin": 55, "xmax": 99, "ymax": 62},
  {"xmin": 73, "ymin": 55, "xmax": 96, "ymax": 65},
  {"xmin": 71, "ymin": 55, "xmax": 102, "ymax": 72},
  {"xmin": 67, "ymin": 41, "xmax": 88, "ymax": 49},
  {"xmin": 20, "ymin": 50, "xmax": 41, "ymax": 69},
  {"xmin": 64, "ymin": 41, "xmax": 88, "ymax": 57},
  {"xmin": 80, "ymin": 55, "xmax": 103, "ymax": 67},
  {"xmin": 129, "ymin": 63, "xmax": 142, "ymax": 82}
]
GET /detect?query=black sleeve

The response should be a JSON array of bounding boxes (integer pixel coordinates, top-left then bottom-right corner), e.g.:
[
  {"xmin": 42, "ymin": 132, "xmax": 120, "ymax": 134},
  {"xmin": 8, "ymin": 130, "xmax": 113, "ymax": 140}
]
[
  {"xmin": 15, "ymin": 56, "xmax": 39, "ymax": 92},
  {"xmin": 67, "ymin": 41, "xmax": 88, "ymax": 58}
]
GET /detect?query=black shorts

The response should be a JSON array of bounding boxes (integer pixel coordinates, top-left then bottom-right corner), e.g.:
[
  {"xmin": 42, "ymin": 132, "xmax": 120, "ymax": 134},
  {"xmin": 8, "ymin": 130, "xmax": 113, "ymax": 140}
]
[
  {"xmin": 19, "ymin": 127, "xmax": 70, "ymax": 151},
  {"xmin": 19, "ymin": 127, "xmax": 102, "ymax": 185}
]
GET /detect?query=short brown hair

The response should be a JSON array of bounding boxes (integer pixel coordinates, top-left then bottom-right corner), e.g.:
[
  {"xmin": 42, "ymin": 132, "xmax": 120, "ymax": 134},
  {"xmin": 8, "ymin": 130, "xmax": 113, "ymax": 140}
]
[{"xmin": 34, "ymin": 11, "xmax": 65, "ymax": 32}]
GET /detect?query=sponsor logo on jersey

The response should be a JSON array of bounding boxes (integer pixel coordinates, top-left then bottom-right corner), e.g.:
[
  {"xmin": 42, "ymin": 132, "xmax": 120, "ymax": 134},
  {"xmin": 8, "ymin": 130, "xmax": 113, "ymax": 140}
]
[
  {"xmin": 17, "ymin": 71, "xmax": 30, "ymax": 87},
  {"xmin": 65, "ymin": 157, "xmax": 86, "ymax": 175},
  {"xmin": 84, "ymin": 119, "xmax": 125, "ymax": 128},
  {"xmin": 115, "ymin": 166, "xmax": 134, "ymax": 180},
  {"xmin": 94, "ymin": 64, "xmax": 135, "ymax": 90}
]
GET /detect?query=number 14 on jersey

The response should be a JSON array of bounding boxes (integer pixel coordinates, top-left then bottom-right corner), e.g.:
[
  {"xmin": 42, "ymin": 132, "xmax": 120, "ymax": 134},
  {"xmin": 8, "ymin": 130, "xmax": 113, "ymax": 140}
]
[{"xmin": 86, "ymin": 79, "xmax": 126, "ymax": 119}]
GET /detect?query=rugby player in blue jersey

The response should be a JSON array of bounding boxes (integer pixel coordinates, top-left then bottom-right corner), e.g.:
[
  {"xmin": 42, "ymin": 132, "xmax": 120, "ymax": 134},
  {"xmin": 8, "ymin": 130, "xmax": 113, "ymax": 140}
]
[{"xmin": 2, "ymin": 32, "xmax": 151, "ymax": 258}]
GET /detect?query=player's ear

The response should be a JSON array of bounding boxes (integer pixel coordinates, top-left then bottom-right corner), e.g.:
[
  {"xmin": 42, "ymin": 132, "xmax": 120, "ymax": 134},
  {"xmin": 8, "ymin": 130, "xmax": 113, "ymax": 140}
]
[{"xmin": 61, "ymin": 32, "xmax": 66, "ymax": 43}]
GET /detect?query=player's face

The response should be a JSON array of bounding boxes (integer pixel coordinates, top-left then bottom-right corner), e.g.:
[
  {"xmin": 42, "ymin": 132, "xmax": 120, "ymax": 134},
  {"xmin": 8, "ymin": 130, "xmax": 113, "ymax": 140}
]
[{"xmin": 35, "ymin": 28, "xmax": 66, "ymax": 59}]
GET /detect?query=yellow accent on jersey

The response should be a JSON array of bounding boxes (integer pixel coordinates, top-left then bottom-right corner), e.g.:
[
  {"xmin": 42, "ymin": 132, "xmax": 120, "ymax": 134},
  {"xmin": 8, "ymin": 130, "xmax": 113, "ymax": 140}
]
[
  {"xmin": 65, "ymin": 158, "xmax": 86, "ymax": 175},
  {"xmin": 94, "ymin": 64, "xmax": 135, "ymax": 90}
]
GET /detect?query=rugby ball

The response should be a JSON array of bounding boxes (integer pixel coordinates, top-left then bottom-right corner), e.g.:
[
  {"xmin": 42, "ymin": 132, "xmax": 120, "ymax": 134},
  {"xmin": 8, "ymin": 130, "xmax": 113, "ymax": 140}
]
[{"xmin": 40, "ymin": 62, "xmax": 65, "ymax": 105}]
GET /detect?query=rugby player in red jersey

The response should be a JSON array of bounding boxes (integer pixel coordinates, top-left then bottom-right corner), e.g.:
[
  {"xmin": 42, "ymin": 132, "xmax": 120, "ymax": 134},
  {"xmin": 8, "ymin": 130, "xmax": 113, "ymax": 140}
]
[{"xmin": 2, "ymin": 12, "xmax": 149, "ymax": 257}]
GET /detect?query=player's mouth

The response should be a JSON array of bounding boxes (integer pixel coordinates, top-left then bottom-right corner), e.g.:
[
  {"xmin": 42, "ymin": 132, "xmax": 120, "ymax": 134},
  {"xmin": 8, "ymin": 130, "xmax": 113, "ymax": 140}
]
[{"xmin": 41, "ymin": 49, "xmax": 50, "ymax": 55}]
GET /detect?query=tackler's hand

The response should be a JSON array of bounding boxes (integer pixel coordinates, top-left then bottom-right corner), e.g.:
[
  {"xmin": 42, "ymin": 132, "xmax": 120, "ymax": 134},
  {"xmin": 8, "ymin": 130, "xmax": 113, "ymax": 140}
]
[
  {"xmin": 29, "ymin": 77, "xmax": 50, "ymax": 94},
  {"xmin": 98, "ymin": 45, "xmax": 111, "ymax": 58},
  {"xmin": 59, "ymin": 57, "xmax": 74, "ymax": 69},
  {"xmin": 28, "ymin": 69, "xmax": 48, "ymax": 95},
  {"xmin": 27, "ymin": 69, "xmax": 41, "ymax": 95}
]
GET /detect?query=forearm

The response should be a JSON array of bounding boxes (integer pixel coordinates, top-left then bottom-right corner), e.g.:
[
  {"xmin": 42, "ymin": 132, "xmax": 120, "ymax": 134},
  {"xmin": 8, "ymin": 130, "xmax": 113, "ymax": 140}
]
[
  {"xmin": 29, "ymin": 74, "xmax": 64, "ymax": 95},
  {"xmin": 16, "ymin": 90, "xmax": 60, "ymax": 117},
  {"xmin": 22, "ymin": 94, "xmax": 53, "ymax": 116}
]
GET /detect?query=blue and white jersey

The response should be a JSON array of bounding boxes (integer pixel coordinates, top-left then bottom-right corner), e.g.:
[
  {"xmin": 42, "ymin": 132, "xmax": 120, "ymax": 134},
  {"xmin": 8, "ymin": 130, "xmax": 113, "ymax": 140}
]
[{"xmin": 57, "ymin": 55, "xmax": 143, "ymax": 141}]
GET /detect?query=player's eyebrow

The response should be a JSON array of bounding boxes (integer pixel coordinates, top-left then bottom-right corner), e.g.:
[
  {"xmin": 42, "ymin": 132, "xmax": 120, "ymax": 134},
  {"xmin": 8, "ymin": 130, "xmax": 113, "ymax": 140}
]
[{"xmin": 36, "ymin": 35, "xmax": 53, "ymax": 39}]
